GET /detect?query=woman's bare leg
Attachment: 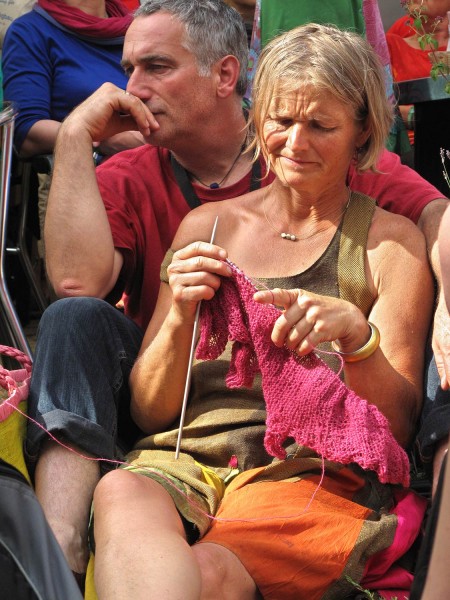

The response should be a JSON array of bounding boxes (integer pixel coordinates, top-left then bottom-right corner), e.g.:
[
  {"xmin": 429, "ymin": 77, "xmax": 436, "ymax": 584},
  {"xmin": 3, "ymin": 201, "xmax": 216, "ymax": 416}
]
[
  {"xmin": 193, "ymin": 542, "xmax": 260, "ymax": 600},
  {"xmin": 93, "ymin": 469, "xmax": 202, "ymax": 600}
]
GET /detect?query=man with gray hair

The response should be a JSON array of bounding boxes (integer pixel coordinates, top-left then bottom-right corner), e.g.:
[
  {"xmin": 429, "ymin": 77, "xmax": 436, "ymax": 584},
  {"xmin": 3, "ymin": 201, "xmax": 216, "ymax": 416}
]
[
  {"xmin": 29, "ymin": 0, "xmax": 254, "ymax": 583},
  {"xmin": 27, "ymin": 0, "xmax": 448, "ymax": 586}
]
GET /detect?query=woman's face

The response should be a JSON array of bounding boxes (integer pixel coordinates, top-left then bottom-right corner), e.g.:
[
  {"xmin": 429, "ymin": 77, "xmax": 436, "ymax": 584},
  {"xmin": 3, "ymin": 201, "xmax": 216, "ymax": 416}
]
[
  {"xmin": 262, "ymin": 85, "xmax": 369, "ymax": 192},
  {"xmin": 409, "ymin": 0, "xmax": 450, "ymax": 17}
]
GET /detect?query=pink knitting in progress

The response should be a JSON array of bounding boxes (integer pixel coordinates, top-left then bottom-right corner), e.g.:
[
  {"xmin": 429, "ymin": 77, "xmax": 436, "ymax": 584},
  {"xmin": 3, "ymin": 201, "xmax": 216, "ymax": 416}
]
[{"xmin": 196, "ymin": 261, "xmax": 410, "ymax": 487}]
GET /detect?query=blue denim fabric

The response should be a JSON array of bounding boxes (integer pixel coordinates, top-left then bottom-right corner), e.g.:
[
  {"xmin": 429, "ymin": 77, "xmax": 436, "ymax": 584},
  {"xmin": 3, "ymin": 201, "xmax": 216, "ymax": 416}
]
[
  {"xmin": 26, "ymin": 298, "xmax": 144, "ymax": 469},
  {"xmin": 417, "ymin": 340, "xmax": 450, "ymax": 460}
]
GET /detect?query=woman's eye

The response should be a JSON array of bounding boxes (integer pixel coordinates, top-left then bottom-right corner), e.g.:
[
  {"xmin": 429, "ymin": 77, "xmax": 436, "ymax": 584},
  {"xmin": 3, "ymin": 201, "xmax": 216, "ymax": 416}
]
[
  {"xmin": 268, "ymin": 117, "xmax": 292, "ymax": 128},
  {"xmin": 311, "ymin": 121, "xmax": 335, "ymax": 131}
]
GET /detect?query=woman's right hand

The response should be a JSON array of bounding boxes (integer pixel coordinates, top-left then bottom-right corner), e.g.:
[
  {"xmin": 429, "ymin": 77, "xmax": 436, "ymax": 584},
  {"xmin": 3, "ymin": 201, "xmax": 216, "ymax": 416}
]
[{"xmin": 167, "ymin": 242, "xmax": 232, "ymax": 323}]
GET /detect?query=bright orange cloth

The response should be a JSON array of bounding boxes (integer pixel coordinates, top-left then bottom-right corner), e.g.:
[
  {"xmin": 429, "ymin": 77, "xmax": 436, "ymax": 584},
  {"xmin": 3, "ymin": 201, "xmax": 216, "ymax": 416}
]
[{"xmin": 200, "ymin": 466, "xmax": 388, "ymax": 600}]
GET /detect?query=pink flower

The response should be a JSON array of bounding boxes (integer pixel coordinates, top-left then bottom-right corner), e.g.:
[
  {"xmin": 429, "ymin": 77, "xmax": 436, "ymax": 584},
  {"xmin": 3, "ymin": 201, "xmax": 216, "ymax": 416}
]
[{"xmin": 228, "ymin": 455, "xmax": 238, "ymax": 469}]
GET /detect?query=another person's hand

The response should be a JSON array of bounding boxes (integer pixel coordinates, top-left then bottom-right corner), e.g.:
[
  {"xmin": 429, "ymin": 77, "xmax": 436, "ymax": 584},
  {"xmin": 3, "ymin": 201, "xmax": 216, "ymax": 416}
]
[
  {"xmin": 167, "ymin": 242, "xmax": 232, "ymax": 323},
  {"xmin": 432, "ymin": 296, "xmax": 450, "ymax": 389},
  {"xmin": 60, "ymin": 82, "xmax": 159, "ymax": 144},
  {"xmin": 436, "ymin": 202, "xmax": 450, "ymax": 388},
  {"xmin": 254, "ymin": 288, "xmax": 370, "ymax": 356}
]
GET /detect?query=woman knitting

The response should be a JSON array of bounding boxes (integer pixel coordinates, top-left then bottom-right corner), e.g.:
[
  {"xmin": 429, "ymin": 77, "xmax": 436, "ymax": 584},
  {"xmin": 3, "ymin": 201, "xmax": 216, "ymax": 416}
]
[{"xmin": 91, "ymin": 24, "xmax": 434, "ymax": 600}]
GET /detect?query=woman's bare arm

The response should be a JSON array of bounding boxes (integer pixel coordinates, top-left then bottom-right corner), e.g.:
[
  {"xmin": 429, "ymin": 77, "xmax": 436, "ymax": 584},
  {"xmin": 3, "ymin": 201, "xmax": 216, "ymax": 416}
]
[{"xmin": 129, "ymin": 210, "xmax": 231, "ymax": 434}]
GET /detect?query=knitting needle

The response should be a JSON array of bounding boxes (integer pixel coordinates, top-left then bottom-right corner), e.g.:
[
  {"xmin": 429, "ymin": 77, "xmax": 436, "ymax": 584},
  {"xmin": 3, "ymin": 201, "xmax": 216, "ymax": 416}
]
[{"xmin": 175, "ymin": 216, "xmax": 219, "ymax": 459}]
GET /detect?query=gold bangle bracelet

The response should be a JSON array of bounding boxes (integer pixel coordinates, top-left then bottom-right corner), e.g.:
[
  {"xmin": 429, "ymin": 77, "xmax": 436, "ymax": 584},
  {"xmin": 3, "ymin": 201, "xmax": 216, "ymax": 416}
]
[{"xmin": 331, "ymin": 322, "xmax": 380, "ymax": 363}]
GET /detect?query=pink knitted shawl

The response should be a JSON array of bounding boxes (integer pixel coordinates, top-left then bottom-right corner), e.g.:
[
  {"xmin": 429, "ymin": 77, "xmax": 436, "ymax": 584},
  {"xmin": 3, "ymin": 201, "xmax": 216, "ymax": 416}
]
[{"xmin": 196, "ymin": 261, "xmax": 410, "ymax": 487}]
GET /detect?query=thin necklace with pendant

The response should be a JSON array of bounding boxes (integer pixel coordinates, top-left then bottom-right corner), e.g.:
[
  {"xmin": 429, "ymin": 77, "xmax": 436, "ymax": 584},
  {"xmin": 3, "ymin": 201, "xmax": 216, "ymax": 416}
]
[
  {"xmin": 263, "ymin": 187, "xmax": 352, "ymax": 241},
  {"xmin": 188, "ymin": 144, "xmax": 244, "ymax": 189}
]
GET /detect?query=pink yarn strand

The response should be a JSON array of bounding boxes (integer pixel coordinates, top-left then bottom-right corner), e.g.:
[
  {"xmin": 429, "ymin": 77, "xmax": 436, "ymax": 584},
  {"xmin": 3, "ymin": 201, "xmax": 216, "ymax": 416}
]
[{"xmin": 5, "ymin": 399, "xmax": 325, "ymax": 524}]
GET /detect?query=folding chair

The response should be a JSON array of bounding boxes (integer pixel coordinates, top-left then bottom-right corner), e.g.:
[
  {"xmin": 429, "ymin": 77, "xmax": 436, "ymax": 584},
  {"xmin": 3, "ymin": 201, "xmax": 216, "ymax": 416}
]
[{"xmin": 0, "ymin": 101, "xmax": 32, "ymax": 357}]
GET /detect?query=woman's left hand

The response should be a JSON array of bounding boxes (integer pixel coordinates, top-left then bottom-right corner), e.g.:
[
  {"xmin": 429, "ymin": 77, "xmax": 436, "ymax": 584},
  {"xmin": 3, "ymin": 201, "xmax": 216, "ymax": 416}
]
[{"xmin": 254, "ymin": 288, "xmax": 370, "ymax": 356}]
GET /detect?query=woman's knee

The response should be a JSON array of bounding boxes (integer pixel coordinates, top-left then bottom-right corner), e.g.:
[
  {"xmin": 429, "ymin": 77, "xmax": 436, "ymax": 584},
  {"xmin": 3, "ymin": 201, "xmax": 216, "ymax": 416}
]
[
  {"xmin": 193, "ymin": 543, "xmax": 225, "ymax": 598},
  {"xmin": 94, "ymin": 470, "xmax": 185, "ymax": 534},
  {"xmin": 94, "ymin": 469, "xmax": 143, "ymax": 511},
  {"xmin": 193, "ymin": 542, "xmax": 258, "ymax": 600}
]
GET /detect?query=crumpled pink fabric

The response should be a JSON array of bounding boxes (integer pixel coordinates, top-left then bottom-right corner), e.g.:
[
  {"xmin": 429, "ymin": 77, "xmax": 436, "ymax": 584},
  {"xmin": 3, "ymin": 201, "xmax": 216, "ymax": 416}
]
[{"xmin": 196, "ymin": 261, "xmax": 410, "ymax": 487}]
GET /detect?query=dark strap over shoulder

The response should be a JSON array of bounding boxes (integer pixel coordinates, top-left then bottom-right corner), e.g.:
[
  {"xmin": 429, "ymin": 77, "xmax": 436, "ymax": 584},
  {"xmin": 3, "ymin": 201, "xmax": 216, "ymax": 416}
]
[
  {"xmin": 170, "ymin": 154, "xmax": 202, "ymax": 209},
  {"xmin": 170, "ymin": 153, "xmax": 262, "ymax": 210}
]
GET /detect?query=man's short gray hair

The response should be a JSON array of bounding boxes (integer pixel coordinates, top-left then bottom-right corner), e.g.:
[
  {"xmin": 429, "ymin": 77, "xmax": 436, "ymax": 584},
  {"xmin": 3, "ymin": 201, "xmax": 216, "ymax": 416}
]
[{"xmin": 135, "ymin": 0, "xmax": 248, "ymax": 96}]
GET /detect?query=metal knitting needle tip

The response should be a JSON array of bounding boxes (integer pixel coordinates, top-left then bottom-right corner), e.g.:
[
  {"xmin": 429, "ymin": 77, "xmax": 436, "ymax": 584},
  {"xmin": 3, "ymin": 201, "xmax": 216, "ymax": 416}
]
[{"xmin": 175, "ymin": 216, "xmax": 219, "ymax": 459}]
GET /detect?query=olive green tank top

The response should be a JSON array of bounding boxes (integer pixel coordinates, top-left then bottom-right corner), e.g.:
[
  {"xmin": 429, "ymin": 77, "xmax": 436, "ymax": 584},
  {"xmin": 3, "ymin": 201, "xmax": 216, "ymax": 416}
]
[
  {"xmin": 130, "ymin": 191, "xmax": 377, "ymax": 524},
  {"xmin": 161, "ymin": 191, "xmax": 376, "ymax": 371}
]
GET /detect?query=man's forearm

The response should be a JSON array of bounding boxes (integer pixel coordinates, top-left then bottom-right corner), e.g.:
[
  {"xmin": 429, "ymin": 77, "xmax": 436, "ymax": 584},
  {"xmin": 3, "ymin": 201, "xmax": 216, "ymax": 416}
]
[{"xmin": 45, "ymin": 121, "xmax": 118, "ymax": 298}]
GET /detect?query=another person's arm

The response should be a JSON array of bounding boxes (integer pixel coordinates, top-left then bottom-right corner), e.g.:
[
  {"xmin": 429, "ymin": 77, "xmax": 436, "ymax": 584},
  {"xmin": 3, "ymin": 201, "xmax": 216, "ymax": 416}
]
[
  {"xmin": 350, "ymin": 150, "xmax": 450, "ymax": 384},
  {"xmin": 22, "ymin": 121, "xmax": 145, "ymax": 158},
  {"xmin": 428, "ymin": 200, "xmax": 450, "ymax": 390},
  {"xmin": 438, "ymin": 203, "xmax": 450, "ymax": 314},
  {"xmin": 95, "ymin": 131, "xmax": 145, "ymax": 156},
  {"xmin": 19, "ymin": 120, "xmax": 61, "ymax": 157},
  {"xmin": 45, "ymin": 83, "xmax": 157, "ymax": 298},
  {"xmin": 2, "ymin": 18, "xmax": 58, "ymax": 156}
]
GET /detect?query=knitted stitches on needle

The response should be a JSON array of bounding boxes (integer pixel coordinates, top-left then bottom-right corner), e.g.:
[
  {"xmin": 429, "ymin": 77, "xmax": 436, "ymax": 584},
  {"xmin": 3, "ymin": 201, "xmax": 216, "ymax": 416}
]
[{"xmin": 196, "ymin": 261, "xmax": 410, "ymax": 487}]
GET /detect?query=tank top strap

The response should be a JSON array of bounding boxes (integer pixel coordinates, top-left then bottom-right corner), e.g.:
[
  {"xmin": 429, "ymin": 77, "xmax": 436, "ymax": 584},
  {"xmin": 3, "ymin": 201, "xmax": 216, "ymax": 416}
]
[{"xmin": 338, "ymin": 191, "xmax": 376, "ymax": 317}]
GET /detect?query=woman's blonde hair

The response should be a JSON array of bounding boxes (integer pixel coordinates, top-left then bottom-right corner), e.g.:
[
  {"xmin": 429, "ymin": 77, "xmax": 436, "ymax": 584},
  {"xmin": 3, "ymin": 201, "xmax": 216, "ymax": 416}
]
[{"xmin": 251, "ymin": 23, "xmax": 394, "ymax": 172}]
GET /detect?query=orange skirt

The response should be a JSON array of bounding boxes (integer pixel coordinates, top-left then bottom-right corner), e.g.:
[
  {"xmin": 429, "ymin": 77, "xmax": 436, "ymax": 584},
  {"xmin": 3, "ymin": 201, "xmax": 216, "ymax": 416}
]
[{"xmin": 199, "ymin": 464, "xmax": 425, "ymax": 600}]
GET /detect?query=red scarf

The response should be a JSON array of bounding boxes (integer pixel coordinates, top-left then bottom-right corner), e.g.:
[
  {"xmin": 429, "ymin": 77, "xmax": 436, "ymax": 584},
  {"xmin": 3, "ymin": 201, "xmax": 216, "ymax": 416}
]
[{"xmin": 36, "ymin": 0, "xmax": 133, "ymax": 39}]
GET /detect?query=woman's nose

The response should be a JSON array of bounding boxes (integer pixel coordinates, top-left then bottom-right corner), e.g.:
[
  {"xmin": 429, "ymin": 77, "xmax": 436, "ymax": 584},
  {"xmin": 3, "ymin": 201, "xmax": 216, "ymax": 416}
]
[{"xmin": 287, "ymin": 123, "xmax": 308, "ymax": 151}]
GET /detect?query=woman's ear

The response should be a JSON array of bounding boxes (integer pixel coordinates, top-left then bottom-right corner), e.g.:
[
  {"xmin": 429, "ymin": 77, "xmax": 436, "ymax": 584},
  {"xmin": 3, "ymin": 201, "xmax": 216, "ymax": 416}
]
[
  {"xmin": 356, "ymin": 121, "xmax": 371, "ymax": 149},
  {"xmin": 214, "ymin": 55, "xmax": 241, "ymax": 98}
]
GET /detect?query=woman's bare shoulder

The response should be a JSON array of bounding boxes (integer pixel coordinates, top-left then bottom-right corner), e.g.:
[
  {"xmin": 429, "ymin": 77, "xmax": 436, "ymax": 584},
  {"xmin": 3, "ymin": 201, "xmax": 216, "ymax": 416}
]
[
  {"xmin": 172, "ymin": 189, "xmax": 264, "ymax": 250},
  {"xmin": 369, "ymin": 206, "xmax": 426, "ymax": 249}
]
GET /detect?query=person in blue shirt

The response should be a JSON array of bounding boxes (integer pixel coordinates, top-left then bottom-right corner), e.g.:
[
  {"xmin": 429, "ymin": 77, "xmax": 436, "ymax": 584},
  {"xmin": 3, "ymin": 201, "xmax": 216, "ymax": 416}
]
[{"xmin": 2, "ymin": 0, "xmax": 143, "ymax": 158}]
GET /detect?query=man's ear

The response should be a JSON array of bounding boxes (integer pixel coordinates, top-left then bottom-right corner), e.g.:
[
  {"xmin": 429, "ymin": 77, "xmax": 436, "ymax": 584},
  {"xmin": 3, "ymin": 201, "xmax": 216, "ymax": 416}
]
[{"xmin": 214, "ymin": 55, "xmax": 241, "ymax": 98}]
